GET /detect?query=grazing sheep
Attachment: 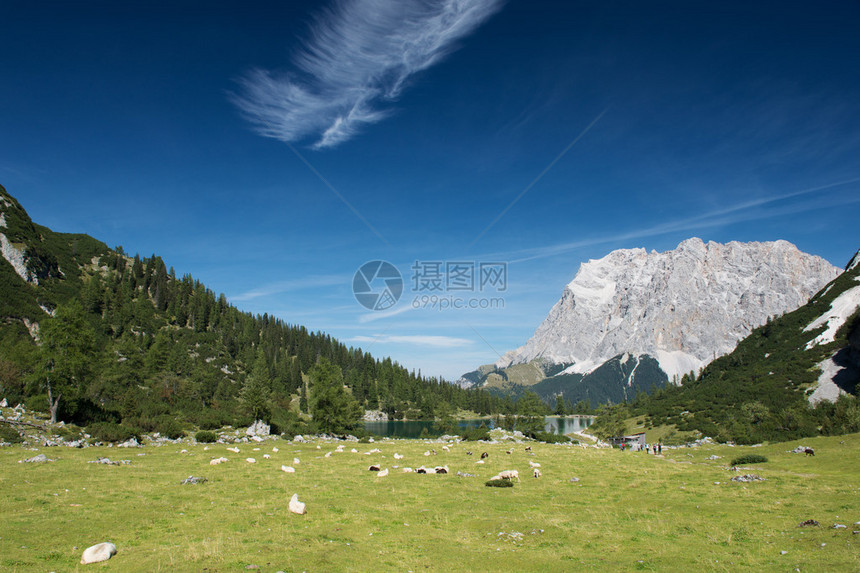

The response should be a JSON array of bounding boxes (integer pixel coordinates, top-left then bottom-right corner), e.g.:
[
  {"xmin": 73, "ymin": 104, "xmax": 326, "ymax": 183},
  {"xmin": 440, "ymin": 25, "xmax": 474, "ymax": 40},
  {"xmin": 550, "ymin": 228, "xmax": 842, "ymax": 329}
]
[
  {"xmin": 506, "ymin": 449, "xmax": 513, "ymax": 455},
  {"xmin": 272, "ymin": 447, "xmax": 279, "ymax": 453},
  {"xmin": 209, "ymin": 457, "xmax": 228, "ymax": 466},
  {"xmin": 416, "ymin": 466, "xmax": 428, "ymax": 474},
  {"xmin": 325, "ymin": 451, "xmax": 332, "ymax": 458},
  {"xmin": 525, "ymin": 446, "xmax": 532, "ymax": 451},
  {"xmin": 466, "ymin": 451, "xmax": 473, "ymax": 456},
  {"xmin": 80, "ymin": 542, "xmax": 117, "ymax": 564},
  {"xmin": 351, "ymin": 448, "xmax": 358, "ymax": 453},
  {"xmin": 368, "ymin": 464, "xmax": 381, "ymax": 471},
  {"xmin": 481, "ymin": 452, "xmax": 489, "ymax": 459},
  {"xmin": 805, "ymin": 448, "xmax": 815, "ymax": 456},
  {"xmin": 434, "ymin": 465, "xmax": 449, "ymax": 474},
  {"xmin": 246, "ymin": 458, "xmax": 256, "ymax": 464},
  {"xmin": 263, "ymin": 454, "xmax": 271, "ymax": 459},
  {"xmin": 493, "ymin": 469, "xmax": 520, "ymax": 482},
  {"xmin": 394, "ymin": 453, "xmax": 404, "ymax": 460},
  {"xmin": 442, "ymin": 445, "xmax": 450, "ymax": 452},
  {"xmin": 289, "ymin": 493, "xmax": 306, "ymax": 515},
  {"xmin": 529, "ymin": 461, "xmax": 541, "ymax": 468},
  {"xmin": 293, "ymin": 457, "xmax": 300, "ymax": 464},
  {"xmin": 533, "ymin": 468, "xmax": 542, "ymax": 478}
]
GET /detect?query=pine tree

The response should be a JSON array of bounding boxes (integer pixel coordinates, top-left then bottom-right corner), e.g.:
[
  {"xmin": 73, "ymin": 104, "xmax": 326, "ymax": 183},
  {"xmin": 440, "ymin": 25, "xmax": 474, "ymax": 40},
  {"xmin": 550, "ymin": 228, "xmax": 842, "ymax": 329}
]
[
  {"xmin": 309, "ymin": 358, "xmax": 362, "ymax": 435},
  {"xmin": 240, "ymin": 352, "xmax": 272, "ymax": 421}
]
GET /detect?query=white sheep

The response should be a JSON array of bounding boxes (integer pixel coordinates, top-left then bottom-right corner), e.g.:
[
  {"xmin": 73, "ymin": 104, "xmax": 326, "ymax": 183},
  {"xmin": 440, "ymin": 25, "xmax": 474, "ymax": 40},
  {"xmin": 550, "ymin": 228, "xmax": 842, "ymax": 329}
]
[
  {"xmin": 281, "ymin": 465, "xmax": 295, "ymax": 473},
  {"xmin": 533, "ymin": 468, "xmax": 542, "ymax": 478}
]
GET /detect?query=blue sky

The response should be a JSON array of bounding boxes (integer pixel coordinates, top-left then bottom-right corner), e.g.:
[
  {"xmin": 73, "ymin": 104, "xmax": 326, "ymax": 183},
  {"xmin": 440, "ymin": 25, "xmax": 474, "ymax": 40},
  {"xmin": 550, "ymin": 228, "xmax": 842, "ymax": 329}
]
[{"xmin": 2, "ymin": 1, "xmax": 858, "ymax": 380}]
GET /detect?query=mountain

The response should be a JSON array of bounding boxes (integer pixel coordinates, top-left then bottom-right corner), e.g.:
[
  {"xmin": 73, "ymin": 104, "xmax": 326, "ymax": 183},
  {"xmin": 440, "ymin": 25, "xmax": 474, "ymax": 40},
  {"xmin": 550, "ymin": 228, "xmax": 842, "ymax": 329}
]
[
  {"xmin": 462, "ymin": 238, "xmax": 841, "ymax": 405},
  {"xmin": 639, "ymin": 249, "xmax": 860, "ymax": 443},
  {"xmin": 0, "ymin": 184, "xmax": 505, "ymax": 434}
]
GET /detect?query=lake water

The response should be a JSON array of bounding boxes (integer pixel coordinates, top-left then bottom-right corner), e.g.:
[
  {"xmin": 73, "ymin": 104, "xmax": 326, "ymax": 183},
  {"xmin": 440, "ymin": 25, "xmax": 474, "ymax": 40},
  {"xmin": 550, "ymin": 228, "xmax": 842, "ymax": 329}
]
[{"xmin": 364, "ymin": 416, "xmax": 594, "ymax": 439}]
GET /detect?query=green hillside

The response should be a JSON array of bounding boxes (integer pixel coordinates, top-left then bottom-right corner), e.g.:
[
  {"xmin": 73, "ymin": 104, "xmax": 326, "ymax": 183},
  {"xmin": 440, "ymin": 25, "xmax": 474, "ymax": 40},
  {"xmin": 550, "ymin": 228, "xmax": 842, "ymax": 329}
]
[
  {"xmin": 0, "ymin": 185, "xmax": 505, "ymax": 435},
  {"xmin": 635, "ymin": 255, "xmax": 860, "ymax": 443}
]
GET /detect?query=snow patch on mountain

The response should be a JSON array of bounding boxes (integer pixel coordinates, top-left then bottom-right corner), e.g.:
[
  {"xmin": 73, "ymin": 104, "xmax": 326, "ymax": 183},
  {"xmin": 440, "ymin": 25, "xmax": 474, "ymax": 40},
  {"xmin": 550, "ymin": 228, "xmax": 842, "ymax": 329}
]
[
  {"xmin": 803, "ymin": 278, "xmax": 860, "ymax": 349},
  {"xmin": 497, "ymin": 238, "xmax": 840, "ymax": 381}
]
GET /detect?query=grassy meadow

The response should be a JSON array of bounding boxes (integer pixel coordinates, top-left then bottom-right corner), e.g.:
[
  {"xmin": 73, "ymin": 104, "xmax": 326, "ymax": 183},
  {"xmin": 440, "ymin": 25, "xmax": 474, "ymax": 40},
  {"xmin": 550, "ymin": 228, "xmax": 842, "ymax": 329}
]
[{"xmin": 1, "ymin": 433, "xmax": 858, "ymax": 572}]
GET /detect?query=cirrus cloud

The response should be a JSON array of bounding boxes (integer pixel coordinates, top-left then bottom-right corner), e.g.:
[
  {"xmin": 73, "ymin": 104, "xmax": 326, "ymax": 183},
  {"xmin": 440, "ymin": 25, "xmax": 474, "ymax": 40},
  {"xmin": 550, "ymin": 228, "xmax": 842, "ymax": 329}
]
[{"xmin": 231, "ymin": 0, "xmax": 504, "ymax": 149}]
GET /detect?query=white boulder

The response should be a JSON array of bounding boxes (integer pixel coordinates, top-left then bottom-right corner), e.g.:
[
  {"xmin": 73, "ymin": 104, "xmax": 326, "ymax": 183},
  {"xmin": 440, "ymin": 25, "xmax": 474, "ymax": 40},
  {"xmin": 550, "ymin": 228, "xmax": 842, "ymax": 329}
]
[{"xmin": 80, "ymin": 542, "xmax": 117, "ymax": 564}]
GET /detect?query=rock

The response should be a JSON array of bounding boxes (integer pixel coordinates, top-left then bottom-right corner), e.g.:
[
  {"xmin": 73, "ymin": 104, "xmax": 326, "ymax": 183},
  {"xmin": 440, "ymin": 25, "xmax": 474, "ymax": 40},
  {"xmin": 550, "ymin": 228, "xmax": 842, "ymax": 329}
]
[
  {"xmin": 569, "ymin": 477, "xmax": 580, "ymax": 482},
  {"xmin": 293, "ymin": 435, "xmax": 306, "ymax": 443},
  {"xmin": 227, "ymin": 447, "xmax": 240, "ymax": 453},
  {"xmin": 289, "ymin": 493, "xmax": 306, "ymax": 515},
  {"xmin": 798, "ymin": 519, "xmax": 820, "ymax": 527},
  {"xmin": 293, "ymin": 457, "xmax": 300, "ymax": 465},
  {"xmin": 117, "ymin": 437, "xmax": 140, "ymax": 448},
  {"xmin": 88, "ymin": 457, "xmax": 130, "ymax": 466},
  {"xmin": 731, "ymin": 474, "xmax": 765, "ymax": 482},
  {"xmin": 0, "ymin": 398, "xmax": 7, "ymax": 407},
  {"xmin": 456, "ymin": 471, "xmax": 476, "ymax": 477},
  {"xmin": 80, "ymin": 542, "xmax": 117, "ymax": 564},
  {"xmin": 181, "ymin": 476, "xmax": 207, "ymax": 485},
  {"xmin": 245, "ymin": 458, "xmax": 256, "ymax": 464},
  {"xmin": 377, "ymin": 468, "xmax": 389, "ymax": 477},
  {"xmin": 210, "ymin": 457, "xmax": 228, "ymax": 465},
  {"xmin": 281, "ymin": 465, "xmax": 295, "ymax": 473},
  {"xmin": 363, "ymin": 409, "xmax": 388, "ymax": 422},
  {"xmin": 707, "ymin": 455, "xmax": 721, "ymax": 460},
  {"xmin": 246, "ymin": 420, "xmax": 270, "ymax": 437},
  {"xmin": 22, "ymin": 454, "xmax": 49, "ymax": 463},
  {"xmin": 833, "ymin": 524, "xmax": 847, "ymax": 529}
]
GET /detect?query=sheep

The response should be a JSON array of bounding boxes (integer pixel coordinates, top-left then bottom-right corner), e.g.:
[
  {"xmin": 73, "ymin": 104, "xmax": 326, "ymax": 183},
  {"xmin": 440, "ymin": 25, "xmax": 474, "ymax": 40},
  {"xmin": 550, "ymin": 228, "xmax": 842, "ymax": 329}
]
[
  {"xmin": 490, "ymin": 470, "xmax": 520, "ymax": 482},
  {"xmin": 368, "ymin": 464, "xmax": 381, "ymax": 472},
  {"xmin": 442, "ymin": 445, "xmax": 450, "ymax": 452},
  {"xmin": 804, "ymin": 448, "xmax": 815, "ymax": 456},
  {"xmin": 209, "ymin": 457, "xmax": 228, "ymax": 466},
  {"xmin": 466, "ymin": 451, "xmax": 473, "ymax": 456},
  {"xmin": 246, "ymin": 458, "xmax": 256, "ymax": 464},
  {"xmin": 533, "ymin": 468, "xmax": 542, "ymax": 478},
  {"xmin": 480, "ymin": 452, "xmax": 489, "ymax": 459},
  {"xmin": 263, "ymin": 454, "xmax": 271, "ymax": 459},
  {"xmin": 281, "ymin": 465, "xmax": 295, "ymax": 473},
  {"xmin": 293, "ymin": 457, "xmax": 300, "ymax": 465},
  {"xmin": 227, "ymin": 447, "xmax": 240, "ymax": 453},
  {"xmin": 272, "ymin": 447, "xmax": 279, "ymax": 453},
  {"xmin": 529, "ymin": 461, "xmax": 541, "ymax": 468},
  {"xmin": 434, "ymin": 465, "xmax": 449, "ymax": 474},
  {"xmin": 525, "ymin": 446, "xmax": 532, "ymax": 451},
  {"xmin": 324, "ymin": 451, "xmax": 332, "ymax": 458},
  {"xmin": 506, "ymin": 449, "xmax": 513, "ymax": 455},
  {"xmin": 394, "ymin": 453, "xmax": 404, "ymax": 460}
]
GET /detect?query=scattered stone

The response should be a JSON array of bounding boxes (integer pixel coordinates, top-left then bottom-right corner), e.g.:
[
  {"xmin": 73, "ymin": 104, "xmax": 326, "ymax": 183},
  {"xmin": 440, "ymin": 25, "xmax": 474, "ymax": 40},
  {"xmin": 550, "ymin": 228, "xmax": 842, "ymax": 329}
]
[
  {"xmin": 832, "ymin": 524, "xmax": 847, "ymax": 529},
  {"xmin": 80, "ymin": 542, "xmax": 117, "ymax": 564},
  {"xmin": 707, "ymin": 455, "xmax": 721, "ymax": 460},
  {"xmin": 281, "ymin": 465, "xmax": 295, "ymax": 473},
  {"xmin": 289, "ymin": 493, "xmax": 306, "ymax": 515},
  {"xmin": 88, "ymin": 457, "xmax": 130, "ymax": 466},
  {"xmin": 377, "ymin": 468, "xmax": 389, "ymax": 477},
  {"xmin": 227, "ymin": 447, "xmax": 240, "ymax": 453},
  {"xmin": 731, "ymin": 474, "xmax": 765, "ymax": 482},
  {"xmin": 0, "ymin": 398, "xmax": 6, "ymax": 407},
  {"xmin": 245, "ymin": 458, "xmax": 256, "ymax": 464},
  {"xmin": 246, "ymin": 565, "xmax": 259, "ymax": 569},
  {"xmin": 293, "ymin": 457, "xmax": 300, "ymax": 465},
  {"xmin": 210, "ymin": 457, "xmax": 228, "ymax": 466},
  {"xmin": 798, "ymin": 519, "xmax": 820, "ymax": 527},
  {"xmin": 293, "ymin": 435, "xmax": 306, "ymax": 443},
  {"xmin": 181, "ymin": 476, "xmax": 207, "ymax": 485},
  {"xmin": 117, "ymin": 437, "xmax": 140, "ymax": 448},
  {"xmin": 21, "ymin": 453, "xmax": 51, "ymax": 463},
  {"xmin": 246, "ymin": 420, "xmax": 270, "ymax": 437},
  {"xmin": 569, "ymin": 477, "xmax": 580, "ymax": 482},
  {"xmin": 781, "ymin": 551, "xmax": 788, "ymax": 555}
]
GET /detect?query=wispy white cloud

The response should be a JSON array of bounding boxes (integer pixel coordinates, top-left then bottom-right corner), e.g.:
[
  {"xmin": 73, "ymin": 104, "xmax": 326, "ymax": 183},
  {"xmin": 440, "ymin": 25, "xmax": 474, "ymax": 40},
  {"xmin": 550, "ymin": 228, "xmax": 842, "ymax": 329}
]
[
  {"xmin": 505, "ymin": 178, "xmax": 860, "ymax": 264},
  {"xmin": 232, "ymin": 0, "xmax": 504, "ymax": 149},
  {"xmin": 230, "ymin": 274, "xmax": 347, "ymax": 302},
  {"xmin": 349, "ymin": 334, "xmax": 473, "ymax": 347}
]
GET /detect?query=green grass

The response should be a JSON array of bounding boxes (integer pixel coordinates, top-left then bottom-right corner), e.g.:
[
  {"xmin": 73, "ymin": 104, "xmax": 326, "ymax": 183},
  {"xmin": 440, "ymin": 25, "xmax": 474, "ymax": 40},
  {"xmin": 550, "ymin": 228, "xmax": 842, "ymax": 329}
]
[{"xmin": 1, "ymin": 433, "xmax": 859, "ymax": 571}]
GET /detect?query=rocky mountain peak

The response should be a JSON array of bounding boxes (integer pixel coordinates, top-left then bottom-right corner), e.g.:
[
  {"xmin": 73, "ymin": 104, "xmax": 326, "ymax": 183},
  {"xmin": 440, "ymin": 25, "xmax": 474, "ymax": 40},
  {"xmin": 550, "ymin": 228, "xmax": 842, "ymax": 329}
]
[{"xmin": 497, "ymin": 238, "xmax": 841, "ymax": 380}]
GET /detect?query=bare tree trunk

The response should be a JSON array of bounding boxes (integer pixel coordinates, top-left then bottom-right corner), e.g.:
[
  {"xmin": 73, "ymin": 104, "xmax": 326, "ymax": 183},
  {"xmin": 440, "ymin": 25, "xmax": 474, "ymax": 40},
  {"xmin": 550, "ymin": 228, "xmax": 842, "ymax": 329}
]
[{"xmin": 47, "ymin": 377, "xmax": 61, "ymax": 424}]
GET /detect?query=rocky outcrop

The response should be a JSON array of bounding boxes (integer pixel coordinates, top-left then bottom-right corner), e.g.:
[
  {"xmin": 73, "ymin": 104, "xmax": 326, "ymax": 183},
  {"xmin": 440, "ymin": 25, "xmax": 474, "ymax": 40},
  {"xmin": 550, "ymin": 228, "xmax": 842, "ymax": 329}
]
[{"xmin": 497, "ymin": 238, "xmax": 840, "ymax": 380}]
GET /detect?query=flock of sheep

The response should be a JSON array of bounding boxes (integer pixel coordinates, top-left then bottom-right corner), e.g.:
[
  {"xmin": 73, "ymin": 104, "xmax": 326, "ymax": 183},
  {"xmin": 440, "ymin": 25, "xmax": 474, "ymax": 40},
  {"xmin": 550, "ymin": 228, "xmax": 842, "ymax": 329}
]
[{"xmin": 201, "ymin": 439, "xmax": 547, "ymax": 516}]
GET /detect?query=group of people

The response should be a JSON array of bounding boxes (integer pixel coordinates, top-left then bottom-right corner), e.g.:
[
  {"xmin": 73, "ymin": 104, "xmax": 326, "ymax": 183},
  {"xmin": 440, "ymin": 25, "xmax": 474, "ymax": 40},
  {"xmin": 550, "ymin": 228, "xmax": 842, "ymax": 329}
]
[{"xmin": 619, "ymin": 442, "xmax": 662, "ymax": 454}]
